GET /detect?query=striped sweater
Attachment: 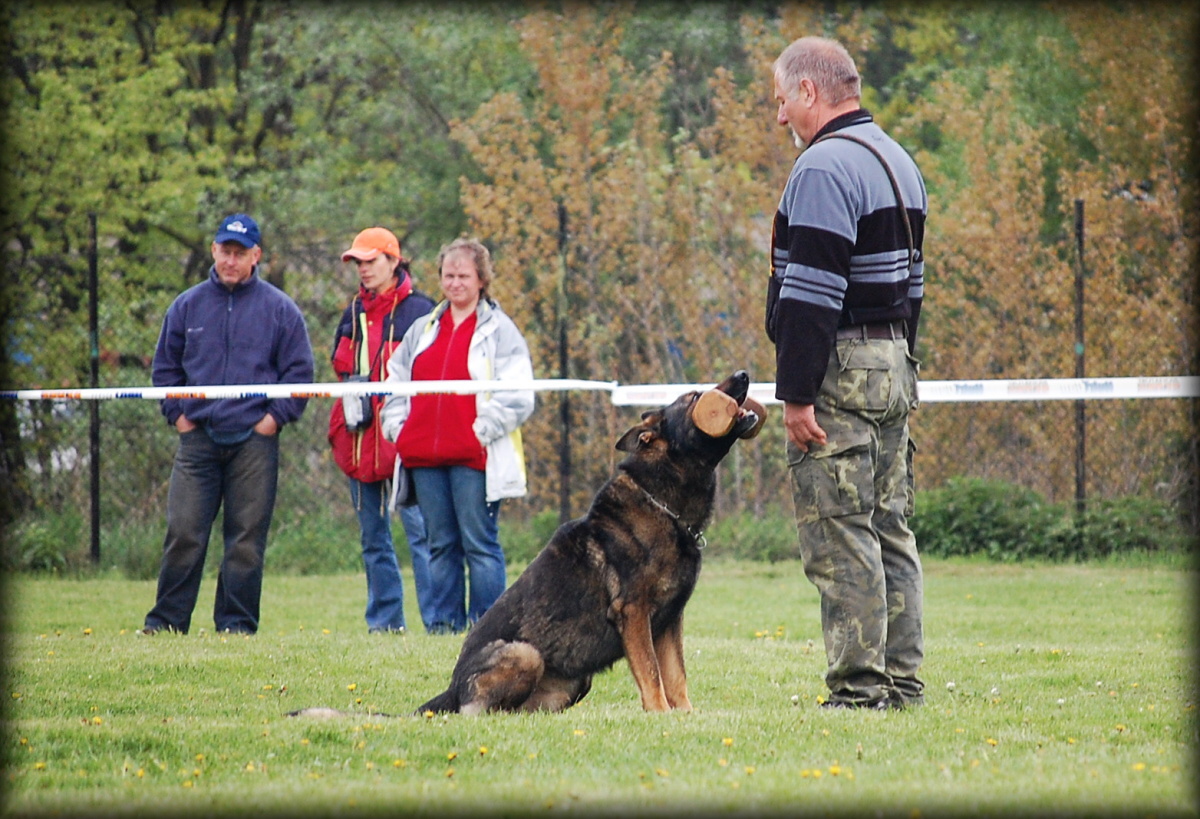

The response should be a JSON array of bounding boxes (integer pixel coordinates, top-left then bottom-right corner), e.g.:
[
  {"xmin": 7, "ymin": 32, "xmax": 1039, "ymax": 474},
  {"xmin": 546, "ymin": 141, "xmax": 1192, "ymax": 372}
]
[{"xmin": 770, "ymin": 109, "xmax": 927, "ymax": 405}]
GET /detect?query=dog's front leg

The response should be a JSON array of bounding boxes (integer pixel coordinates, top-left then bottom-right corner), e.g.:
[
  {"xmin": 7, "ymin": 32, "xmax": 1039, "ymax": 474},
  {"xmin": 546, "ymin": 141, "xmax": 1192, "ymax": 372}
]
[
  {"xmin": 615, "ymin": 601, "xmax": 670, "ymax": 711},
  {"xmin": 654, "ymin": 618, "xmax": 692, "ymax": 711}
]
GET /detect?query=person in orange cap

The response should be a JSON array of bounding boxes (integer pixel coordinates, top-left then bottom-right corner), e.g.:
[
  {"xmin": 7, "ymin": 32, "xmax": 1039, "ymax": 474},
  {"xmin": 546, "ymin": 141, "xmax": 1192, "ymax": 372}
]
[{"xmin": 329, "ymin": 227, "xmax": 436, "ymax": 633}]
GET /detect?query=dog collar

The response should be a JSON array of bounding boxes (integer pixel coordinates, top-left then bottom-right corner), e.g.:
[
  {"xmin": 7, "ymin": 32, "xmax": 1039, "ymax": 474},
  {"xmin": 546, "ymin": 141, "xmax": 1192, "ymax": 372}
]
[{"xmin": 636, "ymin": 484, "xmax": 707, "ymax": 549}]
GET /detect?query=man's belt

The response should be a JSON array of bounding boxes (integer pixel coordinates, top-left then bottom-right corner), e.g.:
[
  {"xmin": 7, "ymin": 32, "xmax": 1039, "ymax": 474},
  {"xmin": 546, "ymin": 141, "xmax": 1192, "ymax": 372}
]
[{"xmin": 835, "ymin": 320, "xmax": 907, "ymax": 341}]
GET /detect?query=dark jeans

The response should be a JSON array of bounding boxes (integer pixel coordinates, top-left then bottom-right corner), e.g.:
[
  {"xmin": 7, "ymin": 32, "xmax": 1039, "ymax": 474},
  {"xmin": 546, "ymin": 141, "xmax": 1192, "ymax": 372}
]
[
  {"xmin": 144, "ymin": 430, "xmax": 280, "ymax": 634},
  {"xmin": 410, "ymin": 465, "xmax": 505, "ymax": 634}
]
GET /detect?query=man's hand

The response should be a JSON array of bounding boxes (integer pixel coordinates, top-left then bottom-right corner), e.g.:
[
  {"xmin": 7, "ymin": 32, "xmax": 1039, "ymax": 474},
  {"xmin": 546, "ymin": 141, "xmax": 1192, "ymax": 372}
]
[
  {"xmin": 783, "ymin": 402, "xmax": 826, "ymax": 452},
  {"xmin": 175, "ymin": 415, "xmax": 197, "ymax": 433},
  {"xmin": 254, "ymin": 414, "xmax": 279, "ymax": 436}
]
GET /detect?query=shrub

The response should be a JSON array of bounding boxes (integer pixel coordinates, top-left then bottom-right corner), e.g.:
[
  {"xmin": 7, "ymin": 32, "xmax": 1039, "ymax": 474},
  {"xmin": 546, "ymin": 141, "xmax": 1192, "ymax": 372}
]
[
  {"xmin": 704, "ymin": 506, "xmax": 799, "ymax": 562},
  {"xmin": 912, "ymin": 477, "xmax": 1192, "ymax": 561}
]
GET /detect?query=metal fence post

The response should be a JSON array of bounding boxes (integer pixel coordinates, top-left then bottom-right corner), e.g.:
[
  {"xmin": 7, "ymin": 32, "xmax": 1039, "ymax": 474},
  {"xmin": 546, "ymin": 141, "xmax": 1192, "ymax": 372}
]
[
  {"xmin": 1073, "ymin": 199, "xmax": 1086, "ymax": 518},
  {"xmin": 556, "ymin": 203, "xmax": 572, "ymax": 525},
  {"xmin": 88, "ymin": 212, "xmax": 101, "ymax": 564}
]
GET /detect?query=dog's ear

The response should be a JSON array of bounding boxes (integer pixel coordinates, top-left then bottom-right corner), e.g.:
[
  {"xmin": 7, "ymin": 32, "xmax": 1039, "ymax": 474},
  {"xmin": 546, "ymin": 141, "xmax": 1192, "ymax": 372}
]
[
  {"xmin": 616, "ymin": 411, "xmax": 661, "ymax": 452},
  {"xmin": 615, "ymin": 426, "xmax": 645, "ymax": 452}
]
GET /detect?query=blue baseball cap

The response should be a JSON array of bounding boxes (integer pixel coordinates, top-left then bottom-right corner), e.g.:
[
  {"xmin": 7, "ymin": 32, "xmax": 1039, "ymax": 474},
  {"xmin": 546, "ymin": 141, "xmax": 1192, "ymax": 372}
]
[{"xmin": 214, "ymin": 213, "xmax": 261, "ymax": 248}]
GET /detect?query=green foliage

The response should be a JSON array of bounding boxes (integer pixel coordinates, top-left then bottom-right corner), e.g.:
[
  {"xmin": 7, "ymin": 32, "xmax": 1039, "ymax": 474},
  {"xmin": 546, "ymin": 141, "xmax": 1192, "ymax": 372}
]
[
  {"xmin": 911, "ymin": 477, "xmax": 1193, "ymax": 562},
  {"xmin": 704, "ymin": 506, "xmax": 799, "ymax": 563},
  {"xmin": 2, "ymin": 510, "xmax": 86, "ymax": 574},
  {"xmin": 499, "ymin": 508, "xmax": 561, "ymax": 565}
]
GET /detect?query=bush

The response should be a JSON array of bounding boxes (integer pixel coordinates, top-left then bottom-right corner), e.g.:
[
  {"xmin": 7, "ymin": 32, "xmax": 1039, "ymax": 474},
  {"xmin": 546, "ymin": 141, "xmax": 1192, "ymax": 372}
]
[
  {"xmin": 912, "ymin": 477, "xmax": 1192, "ymax": 562},
  {"xmin": 704, "ymin": 507, "xmax": 799, "ymax": 562}
]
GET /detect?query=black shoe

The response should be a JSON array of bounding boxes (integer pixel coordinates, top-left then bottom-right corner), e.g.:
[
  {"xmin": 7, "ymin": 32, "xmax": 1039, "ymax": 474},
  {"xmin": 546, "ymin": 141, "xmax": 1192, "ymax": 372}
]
[
  {"xmin": 819, "ymin": 697, "xmax": 892, "ymax": 711},
  {"xmin": 138, "ymin": 624, "xmax": 178, "ymax": 635}
]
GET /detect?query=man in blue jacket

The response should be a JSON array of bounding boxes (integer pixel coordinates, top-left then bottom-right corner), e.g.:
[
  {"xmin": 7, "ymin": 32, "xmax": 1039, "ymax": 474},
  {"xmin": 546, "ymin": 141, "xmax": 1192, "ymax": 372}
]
[{"xmin": 142, "ymin": 213, "xmax": 315, "ymax": 635}]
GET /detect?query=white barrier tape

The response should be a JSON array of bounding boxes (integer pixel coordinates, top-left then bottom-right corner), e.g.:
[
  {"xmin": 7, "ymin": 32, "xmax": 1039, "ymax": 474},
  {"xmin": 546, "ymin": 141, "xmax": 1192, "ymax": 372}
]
[
  {"xmin": 1, "ymin": 378, "xmax": 617, "ymax": 402},
  {"xmin": 609, "ymin": 376, "xmax": 1200, "ymax": 406},
  {"xmin": 3, "ymin": 376, "xmax": 1196, "ymax": 405}
]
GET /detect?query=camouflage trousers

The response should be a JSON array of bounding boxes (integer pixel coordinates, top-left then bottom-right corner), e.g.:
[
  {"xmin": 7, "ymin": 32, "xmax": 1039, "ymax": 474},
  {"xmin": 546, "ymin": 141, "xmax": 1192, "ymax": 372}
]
[{"xmin": 787, "ymin": 336, "xmax": 925, "ymax": 707}]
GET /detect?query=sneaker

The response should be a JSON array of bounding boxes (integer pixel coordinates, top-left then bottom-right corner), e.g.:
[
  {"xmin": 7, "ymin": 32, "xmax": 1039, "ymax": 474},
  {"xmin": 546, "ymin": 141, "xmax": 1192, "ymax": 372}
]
[{"xmin": 368, "ymin": 626, "xmax": 406, "ymax": 635}]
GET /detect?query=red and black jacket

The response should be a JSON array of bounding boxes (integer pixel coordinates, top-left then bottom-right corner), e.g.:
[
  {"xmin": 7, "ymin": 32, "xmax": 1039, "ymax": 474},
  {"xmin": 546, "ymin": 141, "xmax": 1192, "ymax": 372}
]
[{"xmin": 327, "ymin": 274, "xmax": 435, "ymax": 482}]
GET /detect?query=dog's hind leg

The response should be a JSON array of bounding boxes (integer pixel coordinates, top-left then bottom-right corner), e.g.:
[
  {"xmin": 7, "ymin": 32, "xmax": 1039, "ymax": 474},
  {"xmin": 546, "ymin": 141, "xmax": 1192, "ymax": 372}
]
[
  {"xmin": 520, "ymin": 674, "xmax": 593, "ymax": 713},
  {"xmin": 459, "ymin": 640, "xmax": 544, "ymax": 715},
  {"xmin": 654, "ymin": 618, "xmax": 692, "ymax": 711}
]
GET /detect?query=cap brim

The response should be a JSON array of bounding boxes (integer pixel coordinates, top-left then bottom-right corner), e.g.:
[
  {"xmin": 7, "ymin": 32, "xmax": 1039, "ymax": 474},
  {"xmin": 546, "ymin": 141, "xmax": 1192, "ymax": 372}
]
[
  {"xmin": 342, "ymin": 249, "xmax": 382, "ymax": 262},
  {"xmin": 215, "ymin": 233, "xmax": 258, "ymax": 248}
]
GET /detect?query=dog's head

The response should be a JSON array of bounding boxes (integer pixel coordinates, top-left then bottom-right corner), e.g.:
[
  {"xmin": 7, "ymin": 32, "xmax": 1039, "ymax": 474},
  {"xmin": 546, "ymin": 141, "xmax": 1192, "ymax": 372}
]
[{"xmin": 615, "ymin": 370, "xmax": 767, "ymax": 469}]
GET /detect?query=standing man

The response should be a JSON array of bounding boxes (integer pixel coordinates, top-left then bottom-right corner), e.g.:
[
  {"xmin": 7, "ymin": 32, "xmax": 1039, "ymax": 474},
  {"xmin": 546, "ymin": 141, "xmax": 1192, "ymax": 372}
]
[
  {"xmin": 142, "ymin": 213, "xmax": 315, "ymax": 635},
  {"xmin": 767, "ymin": 37, "xmax": 927, "ymax": 710}
]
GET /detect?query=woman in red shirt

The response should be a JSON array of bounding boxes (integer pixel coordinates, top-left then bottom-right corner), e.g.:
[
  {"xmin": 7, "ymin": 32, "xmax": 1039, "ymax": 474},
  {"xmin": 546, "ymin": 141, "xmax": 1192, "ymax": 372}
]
[{"xmin": 381, "ymin": 238, "xmax": 534, "ymax": 634}]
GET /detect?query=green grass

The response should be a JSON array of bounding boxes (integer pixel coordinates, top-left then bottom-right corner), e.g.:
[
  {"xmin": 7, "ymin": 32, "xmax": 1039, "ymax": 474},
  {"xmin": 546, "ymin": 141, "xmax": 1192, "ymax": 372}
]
[{"xmin": 1, "ymin": 559, "xmax": 1196, "ymax": 817}]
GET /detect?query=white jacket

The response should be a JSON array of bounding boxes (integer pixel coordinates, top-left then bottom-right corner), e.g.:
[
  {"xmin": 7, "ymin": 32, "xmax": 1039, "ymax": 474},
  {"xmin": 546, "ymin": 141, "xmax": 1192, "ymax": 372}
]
[{"xmin": 380, "ymin": 298, "xmax": 535, "ymax": 502}]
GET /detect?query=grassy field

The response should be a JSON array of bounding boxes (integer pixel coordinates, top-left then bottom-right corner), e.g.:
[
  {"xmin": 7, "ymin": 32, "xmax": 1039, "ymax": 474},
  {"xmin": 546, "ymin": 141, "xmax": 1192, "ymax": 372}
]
[{"xmin": 1, "ymin": 558, "xmax": 1195, "ymax": 817}]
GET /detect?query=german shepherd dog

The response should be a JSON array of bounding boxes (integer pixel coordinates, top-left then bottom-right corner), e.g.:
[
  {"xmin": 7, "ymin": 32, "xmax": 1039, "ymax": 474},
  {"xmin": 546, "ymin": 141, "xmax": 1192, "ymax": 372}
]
[
  {"xmin": 288, "ymin": 370, "xmax": 764, "ymax": 719},
  {"xmin": 413, "ymin": 369, "xmax": 765, "ymax": 715}
]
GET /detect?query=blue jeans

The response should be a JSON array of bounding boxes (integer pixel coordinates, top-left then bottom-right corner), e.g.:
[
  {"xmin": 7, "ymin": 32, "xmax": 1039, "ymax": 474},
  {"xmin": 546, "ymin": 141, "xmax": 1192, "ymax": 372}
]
[
  {"xmin": 411, "ymin": 466, "xmax": 506, "ymax": 633},
  {"xmin": 399, "ymin": 503, "xmax": 435, "ymax": 632},
  {"xmin": 144, "ymin": 430, "xmax": 279, "ymax": 634},
  {"xmin": 349, "ymin": 478, "xmax": 407, "ymax": 632}
]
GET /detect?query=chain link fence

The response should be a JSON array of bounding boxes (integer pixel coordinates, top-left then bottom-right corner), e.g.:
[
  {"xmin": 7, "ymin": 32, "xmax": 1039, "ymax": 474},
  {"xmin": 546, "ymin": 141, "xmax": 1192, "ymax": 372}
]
[{"xmin": 3, "ymin": 222, "xmax": 1196, "ymax": 572}]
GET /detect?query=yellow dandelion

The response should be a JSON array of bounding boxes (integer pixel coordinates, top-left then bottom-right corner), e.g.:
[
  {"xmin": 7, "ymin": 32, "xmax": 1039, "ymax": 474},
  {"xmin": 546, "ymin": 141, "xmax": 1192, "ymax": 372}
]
[
  {"xmin": 479, "ymin": 746, "xmax": 488, "ymax": 756},
  {"xmin": 322, "ymin": 628, "xmax": 331, "ymax": 634},
  {"xmin": 800, "ymin": 769, "xmax": 811, "ymax": 778},
  {"xmin": 244, "ymin": 762, "xmax": 256, "ymax": 772},
  {"xmin": 300, "ymin": 738, "xmax": 310, "ymax": 746},
  {"xmin": 1067, "ymin": 738, "xmax": 1077, "ymax": 744},
  {"xmin": 423, "ymin": 710, "xmax": 435, "ymax": 719},
  {"xmin": 829, "ymin": 764, "xmax": 842, "ymax": 776},
  {"xmin": 365, "ymin": 762, "xmax": 375, "ymax": 771},
  {"xmin": 91, "ymin": 716, "xmax": 103, "ymax": 725},
  {"xmin": 445, "ymin": 768, "xmax": 455, "ymax": 778},
  {"xmin": 182, "ymin": 779, "xmax": 193, "ymax": 788},
  {"xmin": 10, "ymin": 693, "xmax": 20, "ymax": 700},
  {"xmin": 262, "ymin": 684, "xmax": 273, "ymax": 691},
  {"xmin": 718, "ymin": 758, "xmax": 729, "ymax": 767},
  {"xmin": 136, "ymin": 768, "xmax": 145, "ymax": 778},
  {"xmin": 195, "ymin": 754, "xmax": 205, "ymax": 762},
  {"xmin": 1132, "ymin": 762, "xmax": 1147, "ymax": 771},
  {"xmin": 192, "ymin": 769, "xmax": 201, "ymax": 777},
  {"xmin": 731, "ymin": 781, "xmax": 741, "ymax": 789},
  {"xmin": 986, "ymin": 738, "xmax": 998, "ymax": 746},
  {"xmin": 821, "ymin": 729, "xmax": 830, "ymax": 737},
  {"xmin": 723, "ymin": 737, "xmax": 734, "ymax": 747},
  {"xmin": 347, "ymin": 683, "xmax": 357, "ymax": 692},
  {"xmin": 1115, "ymin": 724, "xmax": 1126, "ymax": 732},
  {"xmin": 744, "ymin": 766, "xmax": 756, "ymax": 775},
  {"xmin": 83, "ymin": 628, "xmax": 92, "ymax": 636},
  {"xmin": 573, "ymin": 729, "xmax": 586, "ymax": 736},
  {"xmin": 33, "ymin": 761, "xmax": 46, "ymax": 771},
  {"xmin": 812, "ymin": 769, "xmax": 822, "ymax": 778},
  {"xmin": 655, "ymin": 768, "xmax": 669, "ymax": 778},
  {"xmin": 355, "ymin": 741, "xmax": 366, "ymax": 750},
  {"xmin": 447, "ymin": 751, "xmax": 458, "ymax": 761},
  {"xmin": 393, "ymin": 759, "xmax": 407, "ymax": 768}
]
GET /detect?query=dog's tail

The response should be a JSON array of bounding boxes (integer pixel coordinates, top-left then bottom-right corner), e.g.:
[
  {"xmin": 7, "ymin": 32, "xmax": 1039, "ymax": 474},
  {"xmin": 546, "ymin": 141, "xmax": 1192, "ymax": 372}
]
[{"xmin": 413, "ymin": 688, "xmax": 458, "ymax": 716}]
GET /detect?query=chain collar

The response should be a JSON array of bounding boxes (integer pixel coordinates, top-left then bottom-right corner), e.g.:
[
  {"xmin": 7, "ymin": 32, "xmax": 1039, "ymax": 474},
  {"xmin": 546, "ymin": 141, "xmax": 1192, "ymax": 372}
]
[{"xmin": 636, "ymin": 483, "xmax": 707, "ymax": 549}]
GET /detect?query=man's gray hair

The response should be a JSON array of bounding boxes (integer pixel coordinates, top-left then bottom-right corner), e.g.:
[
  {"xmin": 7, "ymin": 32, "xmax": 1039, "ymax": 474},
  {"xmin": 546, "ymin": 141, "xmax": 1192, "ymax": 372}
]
[{"xmin": 774, "ymin": 36, "xmax": 861, "ymax": 105}]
